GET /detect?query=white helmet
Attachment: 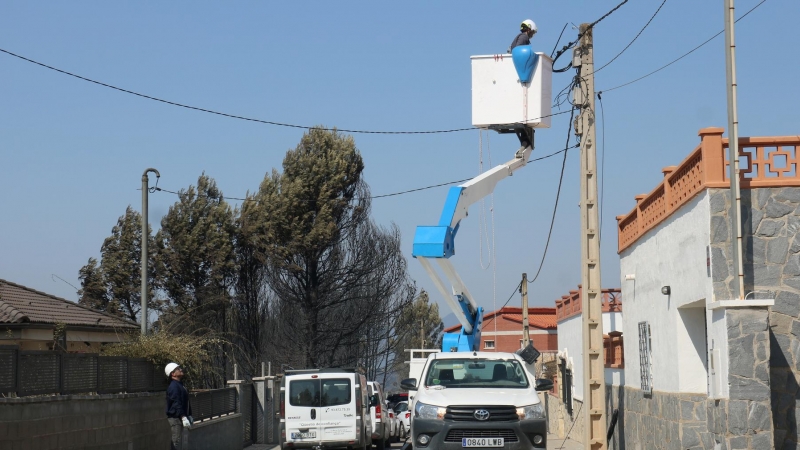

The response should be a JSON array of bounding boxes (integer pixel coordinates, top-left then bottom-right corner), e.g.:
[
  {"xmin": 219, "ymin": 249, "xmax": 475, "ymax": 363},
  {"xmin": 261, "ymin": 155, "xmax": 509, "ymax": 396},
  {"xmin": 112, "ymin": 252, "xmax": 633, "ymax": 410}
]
[
  {"xmin": 165, "ymin": 362, "xmax": 180, "ymax": 378},
  {"xmin": 521, "ymin": 19, "xmax": 537, "ymax": 33}
]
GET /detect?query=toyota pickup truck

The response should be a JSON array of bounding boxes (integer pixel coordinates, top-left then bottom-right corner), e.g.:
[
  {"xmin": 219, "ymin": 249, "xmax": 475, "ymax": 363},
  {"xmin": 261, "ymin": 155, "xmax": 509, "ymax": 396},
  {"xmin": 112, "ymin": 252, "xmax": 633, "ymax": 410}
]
[{"xmin": 400, "ymin": 350, "xmax": 552, "ymax": 450}]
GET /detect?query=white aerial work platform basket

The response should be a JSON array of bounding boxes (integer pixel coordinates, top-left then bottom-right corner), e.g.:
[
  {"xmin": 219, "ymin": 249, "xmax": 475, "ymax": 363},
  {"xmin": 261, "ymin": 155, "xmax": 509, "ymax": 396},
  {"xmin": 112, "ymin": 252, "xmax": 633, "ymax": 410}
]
[{"xmin": 471, "ymin": 52, "xmax": 553, "ymax": 129}]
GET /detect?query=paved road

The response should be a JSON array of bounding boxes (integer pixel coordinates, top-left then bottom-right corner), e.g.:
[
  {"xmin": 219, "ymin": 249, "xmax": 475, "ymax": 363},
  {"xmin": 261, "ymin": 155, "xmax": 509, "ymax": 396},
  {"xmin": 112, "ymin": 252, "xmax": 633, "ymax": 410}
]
[{"xmin": 244, "ymin": 435, "xmax": 582, "ymax": 450}]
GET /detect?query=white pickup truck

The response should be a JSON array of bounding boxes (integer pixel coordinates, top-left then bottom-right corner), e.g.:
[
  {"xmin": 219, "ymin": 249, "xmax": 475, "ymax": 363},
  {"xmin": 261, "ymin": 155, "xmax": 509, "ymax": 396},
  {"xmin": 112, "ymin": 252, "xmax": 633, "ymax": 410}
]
[{"xmin": 401, "ymin": 350, "xmax": 552, "ymax": 450}]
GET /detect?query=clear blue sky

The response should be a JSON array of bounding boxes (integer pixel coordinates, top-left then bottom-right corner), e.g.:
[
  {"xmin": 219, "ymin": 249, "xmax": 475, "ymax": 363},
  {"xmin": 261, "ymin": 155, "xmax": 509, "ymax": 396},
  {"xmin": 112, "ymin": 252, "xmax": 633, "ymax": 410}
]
[{"xmin": 1, "ymin": 1, "xmax": 797, "ymax": 326}]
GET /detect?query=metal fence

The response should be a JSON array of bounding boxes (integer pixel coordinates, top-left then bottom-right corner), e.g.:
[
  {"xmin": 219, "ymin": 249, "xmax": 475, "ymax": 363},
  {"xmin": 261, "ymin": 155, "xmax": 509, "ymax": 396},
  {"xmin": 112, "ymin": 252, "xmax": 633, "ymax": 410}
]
[
  {"xmin": 189, "ymin": 387, "xmax": 238, "ymax": 421},
  {"xmin": 0, "ymin": 345, "xmax": 168, "ymax": 397},
  {"xmin": 241, "ymin": 383, "xmax": 255, "ymax": 447}
]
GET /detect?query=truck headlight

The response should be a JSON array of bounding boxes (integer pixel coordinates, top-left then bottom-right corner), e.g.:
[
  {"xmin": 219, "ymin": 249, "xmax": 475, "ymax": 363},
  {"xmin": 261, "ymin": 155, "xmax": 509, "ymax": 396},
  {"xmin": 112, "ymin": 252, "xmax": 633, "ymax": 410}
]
[
  {"xmin": 415, "ymin": 402, "xmax": 446, "ymax": 420},
  {"xmin": 516, "ymin": 403, "xmax": 545, "ymax": 420}
]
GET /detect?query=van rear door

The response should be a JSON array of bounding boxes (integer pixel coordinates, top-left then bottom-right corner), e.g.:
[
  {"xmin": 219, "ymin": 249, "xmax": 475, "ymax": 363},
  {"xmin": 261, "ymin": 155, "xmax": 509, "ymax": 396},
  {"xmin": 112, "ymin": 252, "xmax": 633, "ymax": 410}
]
[
  {"xmin": 319, "ymin": 375, "xmax": 358, "ymax": 443},
  {"xmin": 285, "ymin": 375, "xmax": 322, "ymax": 445}
]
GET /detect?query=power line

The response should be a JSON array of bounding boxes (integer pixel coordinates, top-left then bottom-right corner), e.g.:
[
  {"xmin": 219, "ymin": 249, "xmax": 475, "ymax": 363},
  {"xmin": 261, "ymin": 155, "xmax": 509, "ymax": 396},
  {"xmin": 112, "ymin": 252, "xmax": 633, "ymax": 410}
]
[
  {"xmin": 552, "ymin": 0, "xmax": 631, "ymax": 66},
  {"xmin": 148, "ymin": 144, "xmax": 579, "ymax": 203},
  {"xmin": 482, "ymin": 281, "xmax": 523, "ymax": 323},
  {"xmin": 593, "ymin": 0, "xmax": 669, "ymax": 75},
  {"xmin": 527, "ymin": 106, "xmax": 577, "ymax": 285},
  {"xmin": 0, "ymin": 46, "xmax": 571, "ymax": 134},
  {"xmin": 601, "ymin": 0, "xmax": 767, "ymax": 93}
]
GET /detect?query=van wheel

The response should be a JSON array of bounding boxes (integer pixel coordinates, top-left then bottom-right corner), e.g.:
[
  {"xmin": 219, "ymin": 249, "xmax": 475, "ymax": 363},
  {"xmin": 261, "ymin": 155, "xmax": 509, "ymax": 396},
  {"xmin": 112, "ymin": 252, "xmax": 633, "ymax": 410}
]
[{"xmin": 376, "ymin": 437, "xmax": 386, "ymax": 450}]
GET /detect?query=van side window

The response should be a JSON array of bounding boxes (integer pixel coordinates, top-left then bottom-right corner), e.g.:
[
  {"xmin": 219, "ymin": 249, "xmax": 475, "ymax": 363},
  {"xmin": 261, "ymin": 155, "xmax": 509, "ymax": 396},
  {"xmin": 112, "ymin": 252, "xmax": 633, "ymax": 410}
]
[
  {"xmin": 322, "ymin": 379, "xmax": 352, "ymax": 407},
  {"xmin": 289, "ymin": 380, "xmax": 320, "ymax": 407}
]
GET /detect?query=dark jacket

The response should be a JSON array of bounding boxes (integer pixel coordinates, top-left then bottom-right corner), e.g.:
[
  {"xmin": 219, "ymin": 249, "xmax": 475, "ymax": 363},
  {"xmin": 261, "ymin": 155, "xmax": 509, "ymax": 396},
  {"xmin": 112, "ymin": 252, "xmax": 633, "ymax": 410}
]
[
  {"xmin": 166, "ymin": 379, "xmax": 192, "ymax": 418},
  {"xmin": 508, "ymin": 32, "xmax": 531, "ymax": 53}
]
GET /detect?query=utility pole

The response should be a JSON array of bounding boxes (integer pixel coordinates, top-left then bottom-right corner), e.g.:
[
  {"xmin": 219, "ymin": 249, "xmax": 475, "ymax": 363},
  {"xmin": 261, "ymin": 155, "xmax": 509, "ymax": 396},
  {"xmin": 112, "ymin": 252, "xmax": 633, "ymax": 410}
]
[
  {"xmin": 573, "ymin": 24, "xmax": 606, "ymax": 450},
  {"xmin": 141, "ymin": 168, "xmax": 160, "ymax": 336},
  {"xmin": 724, "ymin": 0, "xmax": 745, "ymax": 300},
  {"xmin": 521, "ymin": 273, "xmax": 530, "ymax": 347}
]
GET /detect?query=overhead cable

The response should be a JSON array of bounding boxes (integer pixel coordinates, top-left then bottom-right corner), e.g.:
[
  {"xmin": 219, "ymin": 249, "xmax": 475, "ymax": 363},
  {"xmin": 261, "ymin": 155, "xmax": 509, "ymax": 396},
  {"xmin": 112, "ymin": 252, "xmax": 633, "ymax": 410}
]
[
  {"xmin": 592, "ymin": 0, "xmax": 669, "ymax": 75},
  {"xmin": 528, "ymin": 106, "xmax": 577, "ymax": 284},
  {"xmin": 147, "ymin": 143, "xmax": 579, "ymax": 203},
  {"xmin": 601, "ymin": 0, "xmax": 767, "ymax": 93},
  {"xmin": 551, "ymin": 0, "xmax": 631, "ymax": 66},
  {"xmin": 0, "ymin": 46, "xmax": 571, "ymax": 135}
]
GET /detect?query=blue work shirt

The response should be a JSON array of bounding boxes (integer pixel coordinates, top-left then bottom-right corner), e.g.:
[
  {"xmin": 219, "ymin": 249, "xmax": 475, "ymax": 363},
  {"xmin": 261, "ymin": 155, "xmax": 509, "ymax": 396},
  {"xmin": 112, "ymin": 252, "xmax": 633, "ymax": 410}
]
[
  {"xmin": 166, "ymin": 379, "xmax": 192, "ymax": 418},
  {"xmin": 508, "ymin": 32, "xmax": 531, "ymax": 53}
]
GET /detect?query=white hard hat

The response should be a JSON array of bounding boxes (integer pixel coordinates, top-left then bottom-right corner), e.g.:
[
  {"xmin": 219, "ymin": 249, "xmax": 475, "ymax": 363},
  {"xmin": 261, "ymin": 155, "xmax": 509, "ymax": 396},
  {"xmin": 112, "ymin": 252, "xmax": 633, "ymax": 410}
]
[
  {"xmin": 521, "ymin": 20, "xmax": 537, "ymax": 33},
  {"xmin": 165, "ymin": 362, "xmax": 180, "ymax": 378}
]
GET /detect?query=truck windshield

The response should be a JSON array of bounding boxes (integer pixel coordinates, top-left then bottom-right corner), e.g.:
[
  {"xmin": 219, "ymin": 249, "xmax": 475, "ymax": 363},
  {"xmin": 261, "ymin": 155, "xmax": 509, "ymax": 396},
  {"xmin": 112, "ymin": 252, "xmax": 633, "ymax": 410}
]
[{"xmin": 424, "ymin": 359, "xmax": 529, "ymax": 388}]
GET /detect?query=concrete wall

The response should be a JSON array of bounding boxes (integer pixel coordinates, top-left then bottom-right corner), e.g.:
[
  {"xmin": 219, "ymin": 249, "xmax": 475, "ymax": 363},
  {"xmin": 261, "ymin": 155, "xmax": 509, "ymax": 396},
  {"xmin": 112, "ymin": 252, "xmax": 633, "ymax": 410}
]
[
  {"xmin": 619, "ymin": 191, "xmax": 713, "ymax": 394},
  {"xmin": 708, "ymin": 187, "xmax": 800, "ymax": 447},
  {"xmin": 0, "ymin": 392, "xmax": 170, "ymax": 450},
  {"xmin": 186, "ymin": 413, "xmax": 243, "ymax": 450}
]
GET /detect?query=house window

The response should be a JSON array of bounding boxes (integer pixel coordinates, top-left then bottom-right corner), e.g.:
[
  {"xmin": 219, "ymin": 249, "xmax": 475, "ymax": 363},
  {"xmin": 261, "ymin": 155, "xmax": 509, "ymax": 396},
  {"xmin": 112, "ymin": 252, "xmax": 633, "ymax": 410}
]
[
  {"xmin": 638, "ymin": 321, "xmax": 653, "ymax": 395},
  {"xmin": 559, "ymin": 359, "xmax": 573, "ymax": 416},
  {"xmin": 484, "ymin": 340, "xmax": 495, "ymax": 349}
]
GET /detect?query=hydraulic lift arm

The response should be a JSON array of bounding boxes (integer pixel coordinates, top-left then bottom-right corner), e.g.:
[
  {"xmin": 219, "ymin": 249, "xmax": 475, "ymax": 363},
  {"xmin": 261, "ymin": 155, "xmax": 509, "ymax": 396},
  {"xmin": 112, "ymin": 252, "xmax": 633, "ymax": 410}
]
[{"xmin": 412, "ymin": 144, "xmax": 533, "ymax": 352}]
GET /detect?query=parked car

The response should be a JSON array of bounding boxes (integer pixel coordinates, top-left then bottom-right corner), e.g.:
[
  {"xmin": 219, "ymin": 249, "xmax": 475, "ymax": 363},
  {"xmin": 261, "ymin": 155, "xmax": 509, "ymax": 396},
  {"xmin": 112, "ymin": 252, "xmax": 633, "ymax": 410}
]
[
  {"xmin": 367, "ymin": 381, "xmax": 390, "ymax": 450},
  {"xmin": 280, "ymin": 369, "xmax": 373, "ymax": 450},
  {"xmin": 385, "ymin": 404, "xmax": 400, "ymax": 442},
  {"xmin": 394, "ymin": 401, "xmax": 411, "ymax": 441},
  {"xmin": 387, "ymin": 392, "xmax": 408, "ymax": 410}
]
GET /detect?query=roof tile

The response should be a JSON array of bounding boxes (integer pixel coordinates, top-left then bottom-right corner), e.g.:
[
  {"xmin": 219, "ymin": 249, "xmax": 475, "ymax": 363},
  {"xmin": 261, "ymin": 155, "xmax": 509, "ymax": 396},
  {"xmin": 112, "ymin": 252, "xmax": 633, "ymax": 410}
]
[{"xmin": 0, "ymin": 279, "xmax": 138, "ymax": 329}]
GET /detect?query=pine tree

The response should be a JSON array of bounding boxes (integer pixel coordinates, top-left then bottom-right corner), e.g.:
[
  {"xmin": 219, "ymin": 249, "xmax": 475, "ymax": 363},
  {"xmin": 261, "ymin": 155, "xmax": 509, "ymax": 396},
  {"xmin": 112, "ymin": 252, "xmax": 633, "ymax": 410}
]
[
  {"xmin": 78, "ymin": 206, "xmax": 157, "ymax": 322},
  {"xmin": 155, "ymin": 174, "xmax": 236, "ymax": 325}
]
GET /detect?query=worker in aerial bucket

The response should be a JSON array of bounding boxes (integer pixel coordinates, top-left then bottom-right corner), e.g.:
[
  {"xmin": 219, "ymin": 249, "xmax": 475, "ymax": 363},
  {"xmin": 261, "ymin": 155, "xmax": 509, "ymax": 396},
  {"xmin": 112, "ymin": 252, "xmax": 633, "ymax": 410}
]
[
  {"xmin": 508, "ymin": 19, "xmax": 537, "ymax": 53},
  {"xmin": 508, "ymin": 19, "xmax": 538, "ymax": 150}
]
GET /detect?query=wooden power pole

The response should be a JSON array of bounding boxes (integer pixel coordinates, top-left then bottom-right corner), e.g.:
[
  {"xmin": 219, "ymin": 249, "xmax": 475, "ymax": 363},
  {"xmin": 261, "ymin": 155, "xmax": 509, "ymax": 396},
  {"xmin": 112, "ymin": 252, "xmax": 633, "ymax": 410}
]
[
  {"xmin": 573, "ymin": 23, "xmax": 606, "ymax": 450},
  {"xmin": 521, "ymin": 273, "xmax": 530, "ymax": 347}
]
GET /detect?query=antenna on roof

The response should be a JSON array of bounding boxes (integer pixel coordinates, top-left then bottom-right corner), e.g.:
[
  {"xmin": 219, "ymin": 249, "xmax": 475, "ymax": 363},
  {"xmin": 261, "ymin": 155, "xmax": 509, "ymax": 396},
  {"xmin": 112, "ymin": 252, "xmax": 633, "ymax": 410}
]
[{"xmin": 51, "ymin": 274, "xmax": 80, "ymax": 299}]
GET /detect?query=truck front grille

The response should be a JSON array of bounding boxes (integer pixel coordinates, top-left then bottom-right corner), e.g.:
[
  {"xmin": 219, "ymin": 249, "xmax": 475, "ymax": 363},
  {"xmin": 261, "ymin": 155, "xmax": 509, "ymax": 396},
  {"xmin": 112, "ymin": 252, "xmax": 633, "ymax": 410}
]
[
  {"xmin": 445, "ymin": 405, "xmax": 518, "ymax": 422},
  {"xmin": 445, "ymin": 429, "xmax": 519, "ymax": 442}
]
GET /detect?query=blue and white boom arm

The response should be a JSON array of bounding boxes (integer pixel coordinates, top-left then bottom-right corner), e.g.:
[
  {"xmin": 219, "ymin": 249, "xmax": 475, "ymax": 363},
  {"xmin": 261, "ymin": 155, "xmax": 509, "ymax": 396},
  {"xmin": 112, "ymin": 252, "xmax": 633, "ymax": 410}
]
[{"xmin": 412, "ymin": 146, "xmax": 532, "ymax": 352}]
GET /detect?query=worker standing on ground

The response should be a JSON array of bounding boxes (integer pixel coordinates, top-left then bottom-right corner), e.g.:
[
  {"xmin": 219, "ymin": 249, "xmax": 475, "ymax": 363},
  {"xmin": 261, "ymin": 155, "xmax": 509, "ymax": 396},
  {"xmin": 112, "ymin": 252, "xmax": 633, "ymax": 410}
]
[
  {"xmin": 165, "ymin": 363, "xmax": 193, "ymax": 450},
  {"xmin": 508, "ymin": 19, "xmax": 538, "ymax": 150}
]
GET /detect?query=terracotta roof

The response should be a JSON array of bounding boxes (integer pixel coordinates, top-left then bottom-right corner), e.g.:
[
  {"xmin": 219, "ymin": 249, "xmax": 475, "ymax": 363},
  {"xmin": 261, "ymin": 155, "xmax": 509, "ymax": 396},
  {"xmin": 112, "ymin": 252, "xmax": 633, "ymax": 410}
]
[
  {"xmin": 444, "ymin": 307, "xmax": 557, "ymax": 333},
  {"xmin": 0, "ymin": 279, "xmax": 138, "ymax": 329}
]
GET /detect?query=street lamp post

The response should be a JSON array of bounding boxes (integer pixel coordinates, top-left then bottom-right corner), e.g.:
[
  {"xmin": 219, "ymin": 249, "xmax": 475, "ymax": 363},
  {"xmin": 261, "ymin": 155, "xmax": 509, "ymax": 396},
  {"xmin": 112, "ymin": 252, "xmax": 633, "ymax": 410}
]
[{"xmin": 141, "ymin": 168, "xmax": 160, "ymax": 335}]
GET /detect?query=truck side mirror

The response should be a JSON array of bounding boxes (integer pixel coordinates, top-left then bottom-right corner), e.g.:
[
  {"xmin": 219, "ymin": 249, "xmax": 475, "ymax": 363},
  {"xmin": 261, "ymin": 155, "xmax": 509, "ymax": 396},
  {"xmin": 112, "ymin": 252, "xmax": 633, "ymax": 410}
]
[
  {"xmin": 535, "ymin": 378, "xmax": 554, "ymax": 392},
  {"xmin": 400, "ymin": 378, "xmax": 417, "ymax": 390}
]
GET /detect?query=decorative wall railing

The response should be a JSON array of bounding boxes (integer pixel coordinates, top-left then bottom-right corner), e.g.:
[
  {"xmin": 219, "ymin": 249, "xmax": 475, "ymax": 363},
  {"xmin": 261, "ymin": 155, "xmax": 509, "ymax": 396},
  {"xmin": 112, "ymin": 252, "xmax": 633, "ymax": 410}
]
[
  {"xmin": 616, "ymin": 128, "xmax": 800, "ymax": 253},
  {"xmin": 555, "ymin": 286, "xmax": 622, "ymax": 322},
  {"xmin": 604, "ymin": 331, "xmax": 624, "ymax": 369}
]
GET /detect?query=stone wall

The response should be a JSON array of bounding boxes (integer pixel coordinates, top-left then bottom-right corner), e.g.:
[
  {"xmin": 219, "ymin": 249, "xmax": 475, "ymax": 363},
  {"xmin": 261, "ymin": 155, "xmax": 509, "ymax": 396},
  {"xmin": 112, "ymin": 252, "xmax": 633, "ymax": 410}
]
[
  {"xmin": 0, "ymin": 392, "xmax": 170, "ymax": 449},
  {"xmin": 611, "ymin": 387, "xmax": 772, "ymax": 450},
  {"xmin": 546, "ymin": 393, "xmax": 584, "ymax": 444},
  {"xmin": 709, "ymin": 187, "xmax": 798, "ymax": 447}
]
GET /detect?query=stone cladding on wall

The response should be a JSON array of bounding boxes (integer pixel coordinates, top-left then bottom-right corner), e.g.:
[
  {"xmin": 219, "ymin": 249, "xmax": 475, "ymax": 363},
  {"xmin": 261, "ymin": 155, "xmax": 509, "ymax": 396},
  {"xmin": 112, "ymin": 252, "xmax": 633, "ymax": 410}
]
[{"xmin": 709, "ymin": 187, "xmax": 800, "ymax": 447}]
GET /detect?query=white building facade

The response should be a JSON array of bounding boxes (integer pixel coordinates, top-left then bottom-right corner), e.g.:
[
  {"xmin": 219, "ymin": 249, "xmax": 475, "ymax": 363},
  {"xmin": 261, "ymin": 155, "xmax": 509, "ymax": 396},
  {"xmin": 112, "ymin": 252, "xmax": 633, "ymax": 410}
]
[{"xmin": 610, "ymin": 128, "xmax": 800, "ymax": 450}]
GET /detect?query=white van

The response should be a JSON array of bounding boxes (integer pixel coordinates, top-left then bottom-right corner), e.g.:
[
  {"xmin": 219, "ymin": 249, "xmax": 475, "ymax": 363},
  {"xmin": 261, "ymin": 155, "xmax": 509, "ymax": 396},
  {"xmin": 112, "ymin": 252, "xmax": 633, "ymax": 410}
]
[{"xmin": 280, "ymin": 369, "xmax": 373, "ymax": 450}]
